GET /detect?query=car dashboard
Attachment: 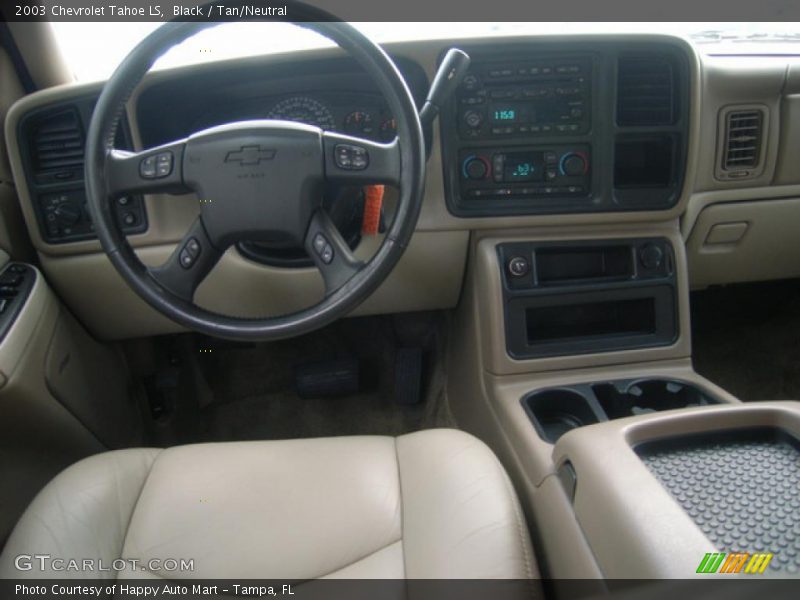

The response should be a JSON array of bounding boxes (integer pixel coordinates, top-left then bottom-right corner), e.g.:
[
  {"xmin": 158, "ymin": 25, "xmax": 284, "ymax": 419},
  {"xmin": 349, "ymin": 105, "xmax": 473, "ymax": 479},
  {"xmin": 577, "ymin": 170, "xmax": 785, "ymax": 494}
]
[{"xmin": 6, "ymin": 33, "xmax": 800, "ymax": 340}]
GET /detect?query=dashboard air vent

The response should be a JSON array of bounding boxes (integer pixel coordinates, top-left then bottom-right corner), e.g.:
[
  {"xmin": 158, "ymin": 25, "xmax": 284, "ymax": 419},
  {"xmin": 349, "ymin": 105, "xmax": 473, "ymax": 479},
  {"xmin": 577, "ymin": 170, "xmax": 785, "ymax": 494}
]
[
  {"xmin": 31, "ymin": 108, "xmax": 84, "ymax": 174},
  {"xmin": 617, "ymin": 56, "xmax": 676, "ymax": 126},
  {"xmin": 722, "ymin": 109, "xmax": 763, "ymax": 172}
]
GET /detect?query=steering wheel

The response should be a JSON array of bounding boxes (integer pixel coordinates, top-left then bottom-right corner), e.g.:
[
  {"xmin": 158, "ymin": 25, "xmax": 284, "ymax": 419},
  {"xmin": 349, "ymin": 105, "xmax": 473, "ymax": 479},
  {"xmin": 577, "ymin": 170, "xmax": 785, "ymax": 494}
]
[{"xmin": 85, "ymin": 5, "xmax": 426, "ymax": 341}]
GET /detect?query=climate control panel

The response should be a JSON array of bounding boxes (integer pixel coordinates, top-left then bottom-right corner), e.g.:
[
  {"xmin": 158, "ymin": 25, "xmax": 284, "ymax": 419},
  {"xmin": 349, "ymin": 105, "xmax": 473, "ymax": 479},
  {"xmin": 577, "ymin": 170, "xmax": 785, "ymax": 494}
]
[{"xmin": 458, "ymin": 145, "xmax": 591, "ymax": 200}]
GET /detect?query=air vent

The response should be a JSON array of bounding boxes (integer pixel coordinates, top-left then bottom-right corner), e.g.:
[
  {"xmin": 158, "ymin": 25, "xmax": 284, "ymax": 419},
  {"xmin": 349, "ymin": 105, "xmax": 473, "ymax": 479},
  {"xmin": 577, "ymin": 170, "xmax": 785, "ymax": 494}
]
[
  {"xmin": 30, "ymin": 108, "xmax": 84, "ymax": 174},
  {"xmin": 617, "ymin": 56, "xmax": 676, "ymax": 126},
  {"xmin": 722, "ymin": 109, "xmax": 763, "ymax": 171}
]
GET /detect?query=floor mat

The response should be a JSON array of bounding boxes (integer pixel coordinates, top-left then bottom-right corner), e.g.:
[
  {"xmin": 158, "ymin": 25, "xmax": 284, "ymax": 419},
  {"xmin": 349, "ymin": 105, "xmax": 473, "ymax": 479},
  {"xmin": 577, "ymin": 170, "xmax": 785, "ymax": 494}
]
[
  {"xmin": 155, "ymin": 313, "xmax": 455, "ymax": 444},
  {"xmin": 691, "ymin": 279, "xmax": 800, "ymax": 401}
]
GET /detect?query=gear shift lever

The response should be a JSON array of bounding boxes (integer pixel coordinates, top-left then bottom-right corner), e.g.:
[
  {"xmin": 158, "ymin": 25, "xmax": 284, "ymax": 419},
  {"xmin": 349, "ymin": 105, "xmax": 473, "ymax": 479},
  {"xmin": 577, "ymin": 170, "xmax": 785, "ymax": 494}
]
[{"xmin": 419, "ymin": 48, "xmax": 471, "ymax": 127}]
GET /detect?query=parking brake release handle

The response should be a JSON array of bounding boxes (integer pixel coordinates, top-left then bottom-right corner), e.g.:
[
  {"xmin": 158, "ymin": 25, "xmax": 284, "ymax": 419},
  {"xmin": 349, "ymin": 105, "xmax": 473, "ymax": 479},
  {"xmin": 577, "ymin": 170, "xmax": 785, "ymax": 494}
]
[{"xmin": 419, "ymin": 48, "xmax": 471, "ymax": 127}]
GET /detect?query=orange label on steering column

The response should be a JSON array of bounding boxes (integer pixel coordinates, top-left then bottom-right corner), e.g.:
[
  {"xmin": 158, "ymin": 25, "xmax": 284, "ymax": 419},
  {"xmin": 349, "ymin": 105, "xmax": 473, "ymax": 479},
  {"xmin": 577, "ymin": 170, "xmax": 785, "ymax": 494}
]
[{"xmin": 362, "ymin": 185, "xmax": 384, "ymax": 235}]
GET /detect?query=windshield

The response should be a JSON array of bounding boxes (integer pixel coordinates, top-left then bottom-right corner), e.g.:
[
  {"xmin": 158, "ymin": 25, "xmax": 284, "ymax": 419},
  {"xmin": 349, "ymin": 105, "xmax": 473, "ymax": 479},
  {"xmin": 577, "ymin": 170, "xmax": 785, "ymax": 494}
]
[{"xmin": 51, "ymin": 21, "xmax": 800, "ymax": 82}]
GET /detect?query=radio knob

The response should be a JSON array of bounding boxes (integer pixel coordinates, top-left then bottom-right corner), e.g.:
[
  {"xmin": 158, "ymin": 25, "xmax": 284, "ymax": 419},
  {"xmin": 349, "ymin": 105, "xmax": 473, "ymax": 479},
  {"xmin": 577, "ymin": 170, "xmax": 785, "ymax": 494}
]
[
  {"xmin": 560, "ymin": 153, "xmax": 588, "ymax": 177},
  {"xmin": 462, "ymin": 156, "xmax": 490, "ymax": 180},
  {"xmin": 53, "ymin": 203, "xmax": 81, "ymax": 226},
  {"xmin": 463, "ymin": 110, "xmax": 483, "ymax": 129}
]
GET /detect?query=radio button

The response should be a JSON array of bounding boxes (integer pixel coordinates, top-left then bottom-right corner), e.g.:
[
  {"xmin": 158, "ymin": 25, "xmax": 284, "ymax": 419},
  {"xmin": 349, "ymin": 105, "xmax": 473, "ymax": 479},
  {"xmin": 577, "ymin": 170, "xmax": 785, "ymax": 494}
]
[
  {"xmin": 490, "ymin": 90, "xmax": 515, "ymax": 99},
  {"xmin": 462, "ymin": 74, "xmax": 480, "ymax": 91}
]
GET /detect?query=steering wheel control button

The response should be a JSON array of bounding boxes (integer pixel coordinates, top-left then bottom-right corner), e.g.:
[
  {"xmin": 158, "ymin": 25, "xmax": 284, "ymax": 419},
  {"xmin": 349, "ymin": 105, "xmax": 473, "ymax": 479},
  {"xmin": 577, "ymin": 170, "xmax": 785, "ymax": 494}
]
[
  {"xmin": 312, "ymin": 233, "xmax": 327, "ymax": 254},
  {"xmin": 507, "ymin": 256, "xmax": 530, "ymax": 277},
  {"xmin": 312, "ymin": 233, "xmax": 335, "ymax": 264},
  {"xmin": 140, "ymin": 151, "xmax": 173, "ymax": 179},
  {"xmin": 179, "ymin": 237, "xmax": 202, "ymax": 269},
  {"xmin": 334, "ymin": 144, "xmax": 369, "ymax": 171},
  {"xmin": 155, "ymin": 152, "xmax": 173, "ymax": 176},
  {"xmin": 139, "ymin": 156, "xmax": 156, "ymax": 178}
]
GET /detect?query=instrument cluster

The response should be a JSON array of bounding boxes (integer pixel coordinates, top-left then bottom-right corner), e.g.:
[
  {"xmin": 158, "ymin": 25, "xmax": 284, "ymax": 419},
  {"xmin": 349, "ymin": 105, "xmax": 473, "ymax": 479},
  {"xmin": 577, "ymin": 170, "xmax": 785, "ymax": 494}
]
[{"xmin": 265, "ymin": 94, "xmax": 397, "ymax": 142}]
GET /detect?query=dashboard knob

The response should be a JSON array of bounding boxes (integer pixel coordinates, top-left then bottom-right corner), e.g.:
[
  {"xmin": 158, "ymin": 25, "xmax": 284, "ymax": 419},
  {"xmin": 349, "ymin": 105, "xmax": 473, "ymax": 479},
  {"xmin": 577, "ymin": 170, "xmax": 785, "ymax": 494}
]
[
  {"xmin": 53, "ymin": 203, "xmax": 81, "ymax": 226},
  {"xmin": 560, "ymin": 153, "xmax": 588, "ymax": 177},
  {"xmin": 639, "ymin": 244, "xmax": 664, "ymax": 270},
  {"xmin": 463, "ymin": 110, "xmax": 483, "ymax": 129},
  {"xmin": 507, "ymin": 256, "xmax": 530, "ymax": 278},
  {"xmin": 462, "ymin": 156, "xmax": 490, "ymax": 180}
]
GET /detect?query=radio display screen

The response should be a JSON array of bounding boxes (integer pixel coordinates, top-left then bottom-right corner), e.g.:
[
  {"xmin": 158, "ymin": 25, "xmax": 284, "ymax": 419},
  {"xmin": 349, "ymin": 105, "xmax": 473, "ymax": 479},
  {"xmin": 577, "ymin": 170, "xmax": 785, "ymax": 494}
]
[
  {"xmin": 502, "ymin": 152, "xmax": 544, "ymax": 182},
  {"xmin": 490, "ymin": 104, "xmax": 527, "ymax": 123}
]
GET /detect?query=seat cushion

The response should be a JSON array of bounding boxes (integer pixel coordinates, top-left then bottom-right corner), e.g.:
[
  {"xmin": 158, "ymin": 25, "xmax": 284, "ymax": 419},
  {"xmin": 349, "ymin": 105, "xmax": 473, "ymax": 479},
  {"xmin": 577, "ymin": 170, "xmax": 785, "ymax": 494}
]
[{"xmin": 0, "ymin": 429, "xmax": 537, "ymax": 580}]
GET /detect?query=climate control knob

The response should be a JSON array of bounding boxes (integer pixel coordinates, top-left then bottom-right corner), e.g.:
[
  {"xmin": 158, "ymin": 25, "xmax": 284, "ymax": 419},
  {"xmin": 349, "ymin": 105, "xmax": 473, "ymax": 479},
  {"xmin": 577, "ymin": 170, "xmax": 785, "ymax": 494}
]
[
  {"xmin": 462, "ymin": 155, "xmax": 490, "ymax": 180},
  {"xmin": 560, "ymin": 152, "xmax": 588, "ymax": 177}
]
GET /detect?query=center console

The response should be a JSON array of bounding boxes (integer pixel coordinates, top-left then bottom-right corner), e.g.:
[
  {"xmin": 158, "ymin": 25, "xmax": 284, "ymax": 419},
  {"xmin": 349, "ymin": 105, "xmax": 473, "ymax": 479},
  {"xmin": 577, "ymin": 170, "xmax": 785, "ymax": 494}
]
[
  {"xmin": 440, "ymin": 41, "xmax": 690, "ymax": 216},
  {"xmin": 497, "ymin": 238, "xmax": 677, "ymax": 358},
  {"xmin": 551, "ymin": 401, "xmax": 800, "ymax": 578}
]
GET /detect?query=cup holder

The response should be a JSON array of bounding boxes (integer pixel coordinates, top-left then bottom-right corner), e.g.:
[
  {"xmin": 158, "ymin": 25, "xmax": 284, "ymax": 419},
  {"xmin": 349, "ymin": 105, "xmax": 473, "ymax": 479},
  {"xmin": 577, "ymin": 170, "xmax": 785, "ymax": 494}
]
[
  {"xmin": 593, "ymin": 379, "xmax": 717, "ymax": 419},
  {"xmin": 522, "ymin": 388, "xmax": 604, "ymax": 444},
  {"xmin": 523, "ymin": 378, "xmax": 721, "ymax": 443}
]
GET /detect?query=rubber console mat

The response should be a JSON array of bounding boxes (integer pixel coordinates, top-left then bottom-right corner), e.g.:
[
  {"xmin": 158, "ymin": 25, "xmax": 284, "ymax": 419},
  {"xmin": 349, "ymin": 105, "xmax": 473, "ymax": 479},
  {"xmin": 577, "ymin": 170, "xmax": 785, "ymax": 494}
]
[{"xmin": 637, "ymin": 429, "xmax": 800, "ymax": 574}]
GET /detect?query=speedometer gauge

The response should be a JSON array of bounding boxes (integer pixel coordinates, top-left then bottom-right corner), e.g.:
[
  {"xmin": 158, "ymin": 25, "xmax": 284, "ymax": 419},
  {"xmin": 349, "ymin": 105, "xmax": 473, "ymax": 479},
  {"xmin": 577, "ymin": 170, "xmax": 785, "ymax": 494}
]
[{"xmin": 267, "ymin": 96, "xmax": 336, "ymax": 131}]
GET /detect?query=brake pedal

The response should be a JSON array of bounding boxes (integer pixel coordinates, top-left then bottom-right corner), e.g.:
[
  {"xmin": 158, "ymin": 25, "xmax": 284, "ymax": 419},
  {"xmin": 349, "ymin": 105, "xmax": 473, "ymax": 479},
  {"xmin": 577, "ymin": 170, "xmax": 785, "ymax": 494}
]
[{"xmin": 294, "ymin": 357, "xmax": 360, "ymax": 398}]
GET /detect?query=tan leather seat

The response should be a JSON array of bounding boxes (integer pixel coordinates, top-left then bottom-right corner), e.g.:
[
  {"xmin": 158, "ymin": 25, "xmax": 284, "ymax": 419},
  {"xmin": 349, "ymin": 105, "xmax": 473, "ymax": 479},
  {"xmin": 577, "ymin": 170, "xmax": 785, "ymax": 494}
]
[{"xmin": 0, "ymin": 429, "xmax": 537, "ymax": 579}]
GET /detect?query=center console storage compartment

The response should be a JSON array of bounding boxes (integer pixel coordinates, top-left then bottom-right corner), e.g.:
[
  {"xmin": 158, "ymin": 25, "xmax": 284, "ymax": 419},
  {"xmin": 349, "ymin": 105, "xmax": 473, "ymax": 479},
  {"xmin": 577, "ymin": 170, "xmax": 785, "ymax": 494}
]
[
  {"xmin": 636, "ymin": 427, "xmax": 800, "ymax": 575},
  {"xmin": 523, "ymin": 378, "xmax": 720, "ymax": 443},
  {"xmin": 499, "ymin": 238, "xmax": 677, "ymax": 359},
  {"xmin": 548, "ymin": 401, "xmax": 800, "ymax": 578}
]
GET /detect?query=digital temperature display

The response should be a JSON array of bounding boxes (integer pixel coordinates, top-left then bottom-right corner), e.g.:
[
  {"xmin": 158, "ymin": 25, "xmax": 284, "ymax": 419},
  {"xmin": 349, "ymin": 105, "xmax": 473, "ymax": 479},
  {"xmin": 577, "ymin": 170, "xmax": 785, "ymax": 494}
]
[{"xmin": 501, "ymin": 152, "xmax": 544, "ymax": 182}]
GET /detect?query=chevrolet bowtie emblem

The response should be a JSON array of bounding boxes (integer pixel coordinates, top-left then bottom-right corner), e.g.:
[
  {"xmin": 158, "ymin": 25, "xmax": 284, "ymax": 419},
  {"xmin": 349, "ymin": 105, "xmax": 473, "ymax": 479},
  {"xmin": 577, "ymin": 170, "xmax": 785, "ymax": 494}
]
[{"xmin": 225, "ymin": 145, "xmax": 277, "ymax": 165}]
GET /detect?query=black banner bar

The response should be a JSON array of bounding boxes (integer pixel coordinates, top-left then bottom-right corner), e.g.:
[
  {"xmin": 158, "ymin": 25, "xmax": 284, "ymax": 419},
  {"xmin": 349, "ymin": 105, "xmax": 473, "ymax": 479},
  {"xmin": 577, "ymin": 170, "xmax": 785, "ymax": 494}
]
[{"xmin": 3, "ymin": 0, "xmax": 800, "ymax": 22}]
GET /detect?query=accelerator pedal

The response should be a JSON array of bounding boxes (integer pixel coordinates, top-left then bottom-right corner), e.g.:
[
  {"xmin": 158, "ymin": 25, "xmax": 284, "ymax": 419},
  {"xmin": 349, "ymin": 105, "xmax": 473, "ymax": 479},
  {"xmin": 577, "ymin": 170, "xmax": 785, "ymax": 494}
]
[{"xmin": 395, "ymin": 347, "xmax": 423, "ymax": 405}]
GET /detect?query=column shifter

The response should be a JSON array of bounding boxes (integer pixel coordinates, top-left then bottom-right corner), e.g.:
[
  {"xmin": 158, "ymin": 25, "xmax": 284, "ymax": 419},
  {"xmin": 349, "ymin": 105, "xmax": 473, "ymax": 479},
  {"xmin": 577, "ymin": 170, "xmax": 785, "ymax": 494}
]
[{"xmin": 419, "ymin": 48, "xmax": 471, "ymax": 127}]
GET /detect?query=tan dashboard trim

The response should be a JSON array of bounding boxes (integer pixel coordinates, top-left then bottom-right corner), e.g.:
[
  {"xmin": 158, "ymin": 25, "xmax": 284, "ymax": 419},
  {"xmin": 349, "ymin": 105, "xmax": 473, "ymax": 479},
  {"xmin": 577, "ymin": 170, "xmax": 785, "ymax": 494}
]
[{"xmin": 6, "ymin": 33, "xmax": 701, "ymax": 259}]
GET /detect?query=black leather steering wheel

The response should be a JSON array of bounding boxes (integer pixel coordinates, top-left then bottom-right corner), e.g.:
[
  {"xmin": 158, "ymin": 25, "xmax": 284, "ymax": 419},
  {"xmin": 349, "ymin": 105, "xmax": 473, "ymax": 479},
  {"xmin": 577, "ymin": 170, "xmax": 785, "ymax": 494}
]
[{"xmin": 85, "ymin": 5, "xmax": 426, "ymax": 341}]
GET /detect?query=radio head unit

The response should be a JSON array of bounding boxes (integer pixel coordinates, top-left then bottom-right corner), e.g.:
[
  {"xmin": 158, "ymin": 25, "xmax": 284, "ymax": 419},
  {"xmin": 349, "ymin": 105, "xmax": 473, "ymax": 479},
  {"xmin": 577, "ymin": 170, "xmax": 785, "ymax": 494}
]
[
  {"xmin": 457, "ymin": 56, "xmax": 591, "ymax": 140},
  {"xmin": 439, "ymin": 42, "xmax": 691, "ymax": 218}
]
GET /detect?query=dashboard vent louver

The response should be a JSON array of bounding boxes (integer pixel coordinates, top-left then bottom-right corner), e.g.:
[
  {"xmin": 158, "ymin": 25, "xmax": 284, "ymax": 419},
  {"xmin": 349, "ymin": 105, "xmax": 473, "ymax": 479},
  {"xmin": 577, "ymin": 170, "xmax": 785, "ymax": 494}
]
[
  {"xmin": 616, "ymin": 56, "xmax": 675, "ymax": 126},
  {"xmin": 722, "ymin": 109, "xmax": 763, "ymax": 171},
  {"xmin": 31, "ymin": 108, "xmax": 84, "ymax": 174}
]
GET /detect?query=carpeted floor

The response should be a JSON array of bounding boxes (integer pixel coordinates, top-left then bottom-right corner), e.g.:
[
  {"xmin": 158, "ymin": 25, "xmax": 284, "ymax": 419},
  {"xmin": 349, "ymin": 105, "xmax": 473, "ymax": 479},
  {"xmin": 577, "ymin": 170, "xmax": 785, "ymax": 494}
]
[
  {"xmin": 691, "ymin": 278, "xmax": 800, "ymax": 401},
  {"xmin": 152, "ymin": 312, "xmax": 455, "ymax": 445}
]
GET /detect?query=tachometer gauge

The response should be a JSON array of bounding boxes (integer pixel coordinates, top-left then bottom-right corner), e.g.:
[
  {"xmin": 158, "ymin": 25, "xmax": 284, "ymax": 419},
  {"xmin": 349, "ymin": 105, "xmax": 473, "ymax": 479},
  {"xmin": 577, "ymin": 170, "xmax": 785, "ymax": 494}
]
[
  {"xmin": 343, "ymin": 111, "xmax": 374, "ymax": 136},
  {"xmin": 379, "ymin": 118, "xmax": 398, "ymax": 142},
  {"xmin": 267, "ymin": 96, "xmax": 336, "ymax": 131}
]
